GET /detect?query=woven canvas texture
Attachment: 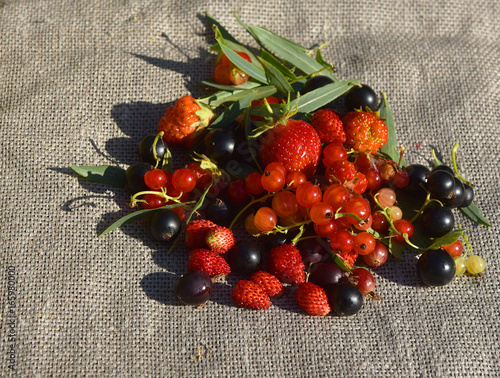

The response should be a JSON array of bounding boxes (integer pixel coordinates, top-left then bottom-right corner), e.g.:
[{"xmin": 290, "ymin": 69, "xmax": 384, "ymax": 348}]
[{"xmin": 1, "ymin": 0, "xmax": 499, "ymax": 376}]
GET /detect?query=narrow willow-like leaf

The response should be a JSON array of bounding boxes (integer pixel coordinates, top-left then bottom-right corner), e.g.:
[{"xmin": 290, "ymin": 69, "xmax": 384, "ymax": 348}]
[
  {"xmin": 167, "ymin": 185, "xmax": 212, "ymax": 255},
  {"xmin": 259, "ymin": 49, "xmax": 297, "ymax": 79},
  {"xmin": 292, "ymin": 79, "xmax": 359, "ymax": 113},
  {"xmin": 208, "ymin": 92, "xmax": 255, "ymax": 130},
  {"xmin": 333, "ymin": 254, "xmax": 352, "ymax": 272},
  {"xmin": 378, "ymin": 93, "xmax": 402, "ymax": 164},
  {"xmin": 258, "ymin": 57, "xmax": 293, "ymax": 95},
  {"xmin": 244, "ymin": 109, "xmax": 262, "ymax": 172},
  {"xmin": 427, "ymin": 229, "xmax": 463, "ymax": 250},
  {"xmin": 200, "ymin": 80, "xmax": 261, "ymax": 91},
  {"xmin": 214, "ymin": 27, "xmax": 268, "ymax": 84},
  {"xmin": 99, "ymin": 202, "xmax": 191, "ymax": 237},
  {"xmin": 199, "ymin": 86, "xmax": 277, "ymax": 108},
  {"xmin": 206, "ymin": 13, "xmax": 239, "ymax": 44},
  {"xmin": 461, "ymin": 203, "xmax": 492, "ymax": 227},
  {"xmin": 71, "ymin": 165, "xmax": 126, "ymax": 188},
  {"xmin": 248, "ymin": 25, "xmax": 336, "ymax": 80}
]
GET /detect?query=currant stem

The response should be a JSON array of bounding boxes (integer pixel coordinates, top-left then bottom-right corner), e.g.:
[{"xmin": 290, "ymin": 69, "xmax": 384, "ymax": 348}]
[
  {"xmin": 152, "ymin": 131, "xmax": 164, "ymax": 169},
  {"xmin": 451, "ymin": 143, "xmax": 473, "ymax": 186},
  {"xmin": 228, "ymin": 192, "xmax": 274, "ymax": 230},
  {"xmin": 129, "ymin": 189, "xmax": 183, "ymax": 208}
]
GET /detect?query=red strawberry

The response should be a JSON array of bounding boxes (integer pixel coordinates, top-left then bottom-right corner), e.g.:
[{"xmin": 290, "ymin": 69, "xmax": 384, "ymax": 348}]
[
  {"xmin": 158, "ymin": 96, "xmax": 214, "ymax": 146},
  {"xmin": 335, "ymin": 249, "xmax": 359, "ymax": 269},
  {"xmin": 232, "ymin": 280, "xmax": 271, "ymax": 310},
  {"xmin": 295, "ymin": 282, "xmax": 331, "ymax": 316},
  {"xmin": 205, "ymin": 226, "xmax": 235, "ymax": 254},
  {"xmin": 250, "ymin": 96, "xmax": 286, "ymax": 121},
  {"xmin": 187, "ymin": 248, "xmax": 230, "ymax": 278},
  {"xmin": 267, "ymin": 244, "xmax": 305, "ymax": 285},
  {"xmin": 311, "ymin": 109, "xmax": 346, "ymax": 145},
  {"xmin": 258, "ymin": 119, "xmax": 322, "ymax": 179},
  {"xmin": 250, "ymin": 271, "xmax": 285, "ymax": 297},
  {"xmin": 185, "ymin": 219, "xmax": 216, "ymax": 249},
  {"xmin": 343, "ymin": 111, "xmax": 388, "ymax": 154}
]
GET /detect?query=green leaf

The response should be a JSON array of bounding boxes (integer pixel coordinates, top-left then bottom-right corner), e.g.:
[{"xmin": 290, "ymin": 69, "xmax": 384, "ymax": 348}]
[
  {"xmin": 206, "ymin": 13, "xmax": 239, "ymax": 44},
  {"xmin": 378, "ymin": 93, "xmax": 403, "ymax": 164},
  {"xmin": 208, "ymin": 92, "xmax": 256, "ymax": 130},
  {"xmin": 333, "ymin": 254, "xmax": 352, "ymax": 272},
  {"xmin": 214, "ymin": 26, "xmax": 268, "ymax": 84},
  {"xmin": 259, "ymin": 50, "xmax": 297, "ymax": 80},
  {"xmin": 461, "ymin": 202, "xmax": 492, "ymax": 227},
  {"xmin": 99, "ymin": 202, "xmax": 191, "ymax": 237},
  {"xmin": 248, "ymin": 25, "xmax": 337, "ymax": 80},
  {"xmin": 198, "ymin": 86, "xmax": 277, "ymax": 108},
  {"xmin": 200, "ymin": 80, "xmax": 261, "ymax": 91},
  {"xmin": 316, "ymin": 48, "xmax": 332, "ymax": 70},
  {"xmin": 70, "ymin": 165, "xmax": 126, "ymax": 188},
  {"xmin": 291, "ymin": 79, "xmax": 359, "ymax": 113},
  {"xmin": 427, "ymin": 229, "xmax": 463, "ymax": 250},
  {"xmin": 258, "ymin": 57, "xmax": 294, "ymax": 96}
]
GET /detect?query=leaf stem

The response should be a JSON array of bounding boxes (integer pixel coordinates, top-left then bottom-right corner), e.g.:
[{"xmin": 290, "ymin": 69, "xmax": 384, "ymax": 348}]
[
  {"xmin": 451, "ymin": 143, "xmax": 473, "ymax": 186},
  {"xmin": 228, "ymin": 192, "xmax": 274, "ymax": 229}
]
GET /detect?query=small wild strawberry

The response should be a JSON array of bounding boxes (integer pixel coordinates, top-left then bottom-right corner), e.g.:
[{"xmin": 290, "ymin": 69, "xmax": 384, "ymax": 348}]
[
  {"xmin": 267, "ymin": 244, "xmax": 305, "ymax": 285},
  {"xmin": 158, "ymin": 96, "xmax": 214, "ymax": 146},
  {"xmin": 187, "ymin": 248, "xmax": 230, "ymax": 278},
  {"xmin": 295, "ymin": 282, "xmax": 331, "ymax": 316},
  {"xmin": 311, "ymin": 109, "xmax": 346, "ymax": 145},
  {"xmin": 250, "ymin": 271, "xmax": 284, "ymax": 297},
  {"xmin": 185, "ymin": 219, "xmax": 216, "ymax": 249},
  {"xmin": 232, "ymin": 280, "xmax": 271, "ymax": 310},
  {"xmin": 205, "ymin": 226, "xmax": 235, "ymax": 254},
  {"xmin": 343, "ymin": 111, "xmax": 388, "ymax": 154}
]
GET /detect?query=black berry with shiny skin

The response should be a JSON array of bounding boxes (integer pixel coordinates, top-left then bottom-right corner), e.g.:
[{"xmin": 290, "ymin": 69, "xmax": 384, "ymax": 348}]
[
  {"xmin": 138, "ymin": 134, "xmax": 169, "ymax": 166},
  {"xmin": 174, "ymin": 270, "xmax": 213, "ymax": 306},
  {"xmin": 417, "ymin": 249, "xmax": 455, "ymax": 286},
  {"xmin": 149, "ymin": 209, "xmax": 181, "ymax": 242},
  {"xmin": 344, "ymin": 84, "xmax": 379, "ymax": 112},
  {"xmin": 421, "ymin": 205, "xmax": 454, "ymax": 238}
]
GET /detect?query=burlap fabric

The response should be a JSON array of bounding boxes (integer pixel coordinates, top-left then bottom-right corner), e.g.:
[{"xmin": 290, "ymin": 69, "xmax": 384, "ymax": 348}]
[{"xmin": 1, "ymin": 0, "xmax": 499, "ymax": 376}]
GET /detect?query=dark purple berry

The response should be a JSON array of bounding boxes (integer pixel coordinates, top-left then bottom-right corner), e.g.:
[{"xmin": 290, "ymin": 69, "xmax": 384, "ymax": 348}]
[
  {"xmin": 442, "ymin": 177, "xmax": 465, "ymax": 208},
  {"xmin": 296, "ymin": 238, "xmax": 330, "ymax": 266},
  {"xmin": 174, "ymin": 270, "xmax": 213, "ymax": 306},
  {"xmin": 138, "ymin": 134, "xmax": 169, "ymax": 166},
  {"xmin": 427, "ymin": 170, "xmax": 455, "ymax": 200},
  {"xmin": 203, "ymin": 129, "xmax": 235, "ymax": 164},
  {"xmin": 417, "ymin": 249, "xmax": 455, "ymax": 286},
  {"xmin": 431, "ymin": 164, "xmax": 454, "ymax": 175},
  {"xmin": 227, "ymin": 241, "xmax": 262, "ymax": 275},
  {"xmin": 460, "ymin": 183, "xmax": 474, "ymax": 208},
  {"xmin": 329, "ymin": 282, "xmax": 363, "ymax": 316},
  {"xmin": 344, "ymin": 84, "xmax": 378, "ymax": 112},
  {"xmin": 421, "ymin": 205, "xmax": 454, "ymax": 238},
  {"xmin": 125, "ymin": 163, "xmax": 153, "ymax": 194},
  {"xmin": 404, "ymin": 164, "xmax": 430, "ymax": 197},
  {"xmin": 309, "ymin": 262, "xmax": 344, "ymax": 291},
  {"xmin": 149, "ymin": 209, "xmax": 181, "ymax": 242},
  {"xmin": 205, "ymin": 197, "xmax": 234, "ymax": 226}
]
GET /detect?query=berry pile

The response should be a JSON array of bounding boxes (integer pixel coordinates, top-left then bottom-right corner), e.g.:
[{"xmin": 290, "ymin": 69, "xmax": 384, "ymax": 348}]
[{"xmin": 71, "ymin": 14, "xmax": 490, "ymax": 317}]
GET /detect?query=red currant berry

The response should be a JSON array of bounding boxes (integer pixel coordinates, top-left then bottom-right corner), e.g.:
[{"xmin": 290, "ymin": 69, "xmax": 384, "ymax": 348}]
[
  {"xmin": 226, "ymin": 178, "xmax": 251, "ymax": 205},
  {"xmin": 171, "ymin": 168, "xmax": 197, "ymax": 193},
  {"xmin": 271, "ymin": 190, "xmax": 299, "ymax": 218},
  {"xmin": 264, "ymin": 162, "xmax": 287, "ymax": 177},
  {"xmin": 142, "ymin": 193, "xmax": 166, "ymax": 209},
  {"xmin": 353, "ymin": 232, "xmax": 376, "ymax": 255},
  {"xmin": 310, "ymin": 202, "xmax": 334, "ymax": 225},
  {"xmin": 322, "ymin": 144, "xmax": 348, "ymax": 167},
  {"xmin": 362, "ymin": 241, "xmax": 388, "ymax": 267},
  {"xmin": 144, "ymin": 169, "xmax": 168, "ymax": 190},
  {"xmin": 254, "ymin": 207, "xmax": 278, "ymax": 232},
  {"xmin": 342, "ymin": 196, "xmax": 371, "ymax": 226},
  {"xmin": 364, "ymin": 167, "xmax": 382, "ymax": 190},
  {"xmin": 371, "ymin": 211, "xmax": 390, "ymax": 233},
  {"xmin": 442, "ymin": 240, "xmax": 464, "ymax": 258},
  {"xmin": 376, "ymin": 188, "xmax": 397, "ymax": 207},
  {"xmin": 323, "ymin": 184, "xmax": 350, "ymax": 211},
  {"xmin": 351, "ymin": 268, "xmax": 375, "ymax": 296},
  {"xmin": 354, "ymin": 153, "xmax": 372, "ymax": 172},
  {"xmin": 354, "ymin": 214, "xmax": 372, "ymax": 231},
  {"xmin": 393, "ymin": 219, "xmax": 414, "ymax": 241},
  {"xmin": 314, "ymin": 220, "xmax": 338, "ymax": 237},
  {"xmin": 345, "ymin": 172, "xmax": 368, "ymax": 195},
  {"xmin": 325, "ymin": 160, "xmax": 356, "ymax": 184},
  {"xmin": 387, "ymin": 206, "xmax": 403, "ymax": 221},
  {"xmin": 285, "ymin": 171, "xmax": 307, "ymax": 190},
  {"xmin": 296, "ymin": 182, "xmax": 322, "ymax": 208},
  {"xmin": 392, "ymin": 170, "xmax": 410, "ymax": 188},
  {"xmin": 330, "ymin": 229, "xmax": 354, "ymax": 255},
  {"xmin": 245, "ymin": 172, "xmax": 264, "ymax": 195},
  {"xmin": 261, "ymin": 169, "xmax": 286, "ymax": 193}
]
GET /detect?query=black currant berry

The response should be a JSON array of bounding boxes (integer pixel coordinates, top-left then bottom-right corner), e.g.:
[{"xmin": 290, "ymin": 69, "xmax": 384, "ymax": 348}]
[
  {"xmin": 309, "ymin": 262, "xmax": 344, "ymax": 291},
  {"xmin": 203, "ymin": 129, "xmax": 235, "ymax": 164},
  {"xmin": 426, "ymin": 170, "xmax": 455, "ymax": 200},
  {"xmin": 205, "ymin": 197, "xmax": 234, "ymax": 226},
  {"xmin": 421, "ymin": 205, "xmax": 454, "ymax": 238},
  {"xmin": 296, "ymin": 238, "xmax": 330, "ymax": 266},
  {"xmin": 329, "ymin": 282, "xmax": 363, "ymax": 316},
  {"xmin": 431, "ymin": 164, "xmax": 454, "ymax": 175},
  {"xmin": 125, "ymin": 163, "xmax": 153, "ymax": 194},
  {"xmin": 138, "ymin": 134, "xmax": 169, "ymax": 166},
  {"xmin": 302, "ymin": 75, "xmax": 334, "ymax": 94},
  {"xmin": 417, "ymin": 249, "xmax": 455, "ymax": 286},
  {"xmin": 404, "ymin": 164, "xmax": 430, "ymax": 197},
  {"xmin": 442, "ymin": 177, "xmax": 465, "ymax": 208},
  {"xmin": 227, "ymin": 241, "xmax": 262, "ymax": 275},
  {"xmin": 344, "ymin": 84, "xmax": 378, "ymax": 112},
  {"xmin": 460, "ymin": 183, "xmax": 474, "ymax": 208},
  {"xmin": 149, "ymin": 209, "xmax": 181, "ymax": 242},
  {"xmin": 264, "ymin": 233, "xmax": 291, "ymax": 252},
  {"xmin": 174, "ymin": 270, "xmax": 213, "ymax": 306}
]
